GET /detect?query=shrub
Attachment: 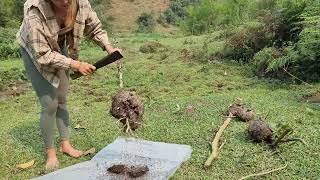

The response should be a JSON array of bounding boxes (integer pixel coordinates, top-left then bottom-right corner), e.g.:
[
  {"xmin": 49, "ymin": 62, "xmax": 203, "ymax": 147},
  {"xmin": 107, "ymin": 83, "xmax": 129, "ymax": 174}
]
[
  {"xmin": 137, "ymin": 13, "xmax": 155, "ymax": 33},
  {"xmin": 0, "ymin": 27, "xmax": 20, "ymax": 59},
  {"xmin": 0, "ymin": 67, "xmax": 27, "ymax": 90},
  {"xmin": 0, "ymin": 6, "xmax": 8, "ymax": 27},
  {"xmin": 253, "ymin": 47, "xmax": 287, "ymax": 77},
  {"xmin": 162, "ymin": 0, "xmax": 199, "ymax": 25},
  {"xmin": 13, "ymin": 0, "xmax": 24, "ymax": 22},
  {"xmin": 139, "ymin": 41, "xmax": 166, "ymax": 53},
  {"xmin": 252, "ymin": 0, "xmax": 320, "ymax": 82},
  {"xmin": 222, "ymin": 23, "xmax": 273, "ymax": 63}
]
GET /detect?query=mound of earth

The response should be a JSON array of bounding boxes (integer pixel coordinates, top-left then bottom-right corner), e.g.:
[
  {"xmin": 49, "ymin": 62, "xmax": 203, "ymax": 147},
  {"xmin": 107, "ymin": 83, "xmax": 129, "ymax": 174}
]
[
  {"xmin": 139, "ymin": 41, "xmax": 166, "ymax": 53},
  {"xmin": 248, "ymin": 118, "xmax": 273, "ymax": 143},
  {"xmin": 107, "ymin": 164, "xmax": 149, "ymax": 178},
  {"xmin": 0, "ymin": 83, "xmax": 28, "ymax": 100},
  {"xmin": 229, "ymin": 103, "xmax": 255, "ymax": 122},
  {"xmin": 110, "ymin": 91, "xmax": 144, "ymax": 131}
]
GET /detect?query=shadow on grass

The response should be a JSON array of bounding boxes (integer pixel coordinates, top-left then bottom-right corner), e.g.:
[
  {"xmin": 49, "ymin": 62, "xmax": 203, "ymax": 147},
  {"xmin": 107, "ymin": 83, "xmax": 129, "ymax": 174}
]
[{"xmin": 10, "ymin": 120, "xmax": 44, "ymax": 154}]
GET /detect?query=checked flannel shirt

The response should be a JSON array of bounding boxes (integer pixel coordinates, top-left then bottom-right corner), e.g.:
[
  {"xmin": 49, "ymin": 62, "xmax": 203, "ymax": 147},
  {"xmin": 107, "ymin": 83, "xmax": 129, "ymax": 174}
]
[{"xmin": 16, "ymin": 0, "xmax": 110, "ymax": 88}]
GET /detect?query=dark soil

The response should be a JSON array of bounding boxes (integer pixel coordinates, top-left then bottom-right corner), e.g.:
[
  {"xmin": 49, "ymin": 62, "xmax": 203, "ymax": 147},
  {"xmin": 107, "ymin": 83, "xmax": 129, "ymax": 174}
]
[
  {"xmin": 229, "ymin": 103, "xmax": 255, "ymax": 122},
  {"xmin": 248, "ymin": 118, "xmax": 273, "ymax": 143},
  {"xmin": 127, "ymin": 165, "xmax": 149, "ymax": 178},
  {"xmin": 180, "ymin": 48, "xmax": 194, "ymax": 60},
  {"xmin": 107, "ymin": 164, "xmax": 127, "ymax": 174},
  {"xmin": 110, "ymin": 91, "xmax": 144, "ymax": 131},
  {"xmin": 0, "ymin": 83, "xmax": 28, "ymax": 100},
  {"xmin": 107, "ymin": 164, "xmax": 149, "ymax": 178}
]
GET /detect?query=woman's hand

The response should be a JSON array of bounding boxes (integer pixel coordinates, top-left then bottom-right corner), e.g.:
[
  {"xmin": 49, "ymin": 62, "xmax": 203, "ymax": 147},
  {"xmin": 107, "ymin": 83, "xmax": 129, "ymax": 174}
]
[{"xmin": 71, "ymin": 60, "xmax": 96, "ymax": 76}]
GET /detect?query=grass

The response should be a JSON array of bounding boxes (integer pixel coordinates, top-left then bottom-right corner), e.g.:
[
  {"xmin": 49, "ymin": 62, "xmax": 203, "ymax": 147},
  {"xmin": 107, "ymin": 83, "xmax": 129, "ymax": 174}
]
[{"xmin": 0, "ymin": 34, "xmax": 319, "ymax": 179}]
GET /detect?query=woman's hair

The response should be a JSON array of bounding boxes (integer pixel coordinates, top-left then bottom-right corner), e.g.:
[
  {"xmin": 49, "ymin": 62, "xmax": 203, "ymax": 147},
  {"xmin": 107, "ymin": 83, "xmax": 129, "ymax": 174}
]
[
  {"xmin": 49, "ymin": 0, "xmax": 77, "ymax": 29},
  {"xmin": 65, "ymin": 0, "xmax": 77, "ymax": 28}
]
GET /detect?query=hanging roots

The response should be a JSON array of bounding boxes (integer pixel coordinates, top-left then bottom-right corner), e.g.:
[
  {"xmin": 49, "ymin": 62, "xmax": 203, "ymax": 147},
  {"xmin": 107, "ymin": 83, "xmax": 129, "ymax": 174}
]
[{"xmin": 110, "ymin": 91, "xmax": 144, "ymax": 131}]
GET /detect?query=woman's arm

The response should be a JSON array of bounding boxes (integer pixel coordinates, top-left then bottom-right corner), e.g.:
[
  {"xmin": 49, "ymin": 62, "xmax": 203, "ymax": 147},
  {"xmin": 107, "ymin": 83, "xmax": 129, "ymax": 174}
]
[{"xmin": 25, "ymin": 7, "xmax": 95, "ymax": 74}]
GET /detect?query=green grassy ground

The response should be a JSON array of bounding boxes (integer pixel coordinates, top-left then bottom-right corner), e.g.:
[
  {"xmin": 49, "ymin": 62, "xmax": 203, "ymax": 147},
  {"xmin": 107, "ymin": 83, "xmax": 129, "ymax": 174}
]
[{"xmin": 0, "ymin": 34, "xmax": 319, "ymax": 179}]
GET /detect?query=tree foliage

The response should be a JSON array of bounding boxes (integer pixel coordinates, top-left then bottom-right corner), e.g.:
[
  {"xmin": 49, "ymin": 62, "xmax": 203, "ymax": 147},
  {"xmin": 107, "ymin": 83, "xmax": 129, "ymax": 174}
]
[{"xmin": 137, "ymin": 13, "xmax": 156, "ymax": 33}]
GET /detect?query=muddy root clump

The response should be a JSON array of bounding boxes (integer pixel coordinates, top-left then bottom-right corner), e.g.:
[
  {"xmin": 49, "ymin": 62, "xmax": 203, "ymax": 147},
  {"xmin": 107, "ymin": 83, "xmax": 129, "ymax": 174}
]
[
  {"xmin": 248, "ymin": 118, "xmax": 273, "ymax": 143},
  {"xmin": 229, "ymin": 103, "xmax": 255, "ymax": 122},
  {"xmin": 107, "ymin": 164, "xmax": 127, "ymax": 174},
  {"xmin": 110, "ymin": 91, "xmax": 144, "ymax": 131},
  {"xmin": 127, "ymin": 165, "xmax": 149, "ymax": 178},
  {"xmin": 107, "ymin": 164, "xmax": 149, "ymax": 178}
]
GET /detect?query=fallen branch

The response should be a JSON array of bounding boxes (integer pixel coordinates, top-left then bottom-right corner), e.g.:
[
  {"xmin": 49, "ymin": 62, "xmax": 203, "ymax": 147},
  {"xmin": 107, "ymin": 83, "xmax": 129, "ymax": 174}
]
[
  {"xmin": 239, "ymin": 164, "xmax": 287, "ymax": 180},
  {"xmin": 204, "ymin": 113, "xmax": 233, "ymax": 168},
  {"xmin": 218, "ymin": 140, "xmax": 227, "ymax": 151},
  {"xmin": 282, "ymin": 68, "xmax": 312, "ymax": 86}
]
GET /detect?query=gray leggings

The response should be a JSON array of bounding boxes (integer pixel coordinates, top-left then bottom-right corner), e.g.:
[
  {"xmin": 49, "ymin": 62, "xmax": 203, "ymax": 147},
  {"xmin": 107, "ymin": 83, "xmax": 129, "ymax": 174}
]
[{"xmin": 20, "ymin": 48, "xmax": 70, "ymax": 149}]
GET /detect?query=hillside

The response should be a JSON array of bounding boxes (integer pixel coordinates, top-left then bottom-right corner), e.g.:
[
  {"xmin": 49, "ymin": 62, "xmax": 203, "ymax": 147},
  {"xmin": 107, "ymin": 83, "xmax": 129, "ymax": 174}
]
[{"xmin": 105, "ymin": 0, "xmax": 171, "ymax": 33}]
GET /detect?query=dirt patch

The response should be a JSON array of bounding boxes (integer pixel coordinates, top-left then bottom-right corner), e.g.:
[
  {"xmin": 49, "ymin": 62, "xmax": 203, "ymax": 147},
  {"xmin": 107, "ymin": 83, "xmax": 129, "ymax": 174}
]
[
  {"xmin": 107, "ymin": 164, "xmax": 149, "ymax": 178},
  {"xmin": 180, "ymin": 48, "xmax": 194, "ymax": 60},
  {"xmin": 139, "ymin": 41, "xmax": 166, "ymax": 53},
  {"xmin": 185, "ymin": 105, "xmax": 196, "ymax": 114},
  {"xmin": 0, "ymin": 83, "xmax": 28, "ymax": 100},
  {"xmin": 303, "ymin": 92, "xmax": 320, "ymax": 103},
  {"xmin": 110, "ymin": 91, "xmax": 144, "ymax": 131},
  {"xmin": 248, "ymin": 118, "xmax": 273, "ymax": 143}
]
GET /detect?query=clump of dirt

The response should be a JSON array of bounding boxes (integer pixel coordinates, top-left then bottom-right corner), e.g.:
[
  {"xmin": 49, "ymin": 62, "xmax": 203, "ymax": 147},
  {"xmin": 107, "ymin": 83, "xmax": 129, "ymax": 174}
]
[
  {"xmin": 127, "ymin": 165, "xmax": 149, "ymax": 178},
  {"xmin": 228, "ymin": 103, "xmax": 255, "ymax": 122},
  {"xmin": 110, "ymin": 91, "xmax": 144, "ymax": 131},
  {"xmin": 139, "ymin": 41, "xmax": 166, "ymax": 53},
  {"xmin": 107, "ymin": 164, "xmax": 127, "ymax": 174},
  {"xmin": 107, "ymin": 164, "xmax": 149, "ymax": 178},
  {"xmin": 180, "ymin": 48, "xmax": 194, "ymax": 60},
  {"xmin": 185, "ymin": 105, "xmax": 196, "ymax": 114},
  {"xmin": 0, "ymin": 83, "xmax": 28, "ymax": 100},
  {"xmin": 248, "ymin": 118, "xmax": 273, "ymax": 143}
]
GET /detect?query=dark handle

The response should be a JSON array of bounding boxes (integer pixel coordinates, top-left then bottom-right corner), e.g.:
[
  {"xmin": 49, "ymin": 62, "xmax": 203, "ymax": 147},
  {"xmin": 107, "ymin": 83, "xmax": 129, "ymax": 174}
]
[{"xmin": 70, "ymin": 51, "xmax": 123, "ymax": 80}]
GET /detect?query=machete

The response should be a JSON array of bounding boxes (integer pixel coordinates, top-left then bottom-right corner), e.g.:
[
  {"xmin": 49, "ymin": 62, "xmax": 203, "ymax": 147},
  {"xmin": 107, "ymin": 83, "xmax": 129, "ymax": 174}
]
[{"xmin": 70, "ymin": 50, "xmax": 123, "ymax": 79}]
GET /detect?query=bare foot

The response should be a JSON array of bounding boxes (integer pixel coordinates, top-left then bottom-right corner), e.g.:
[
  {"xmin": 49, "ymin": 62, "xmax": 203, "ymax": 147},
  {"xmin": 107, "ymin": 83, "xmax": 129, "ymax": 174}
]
[
  {"xmin": 60, "ymin": 140, "xmax": 83, "ymax": 158},
  {"xmin": 46, "ymin": 148, "xmax": 59, "ymax": 170}
]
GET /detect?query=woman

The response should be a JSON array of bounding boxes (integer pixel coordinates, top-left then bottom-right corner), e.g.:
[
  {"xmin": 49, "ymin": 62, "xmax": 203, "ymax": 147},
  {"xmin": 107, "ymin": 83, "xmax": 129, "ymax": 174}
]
[{"xmin": 16, "ymin": 0, "xmax": 120, "ymax": 170}]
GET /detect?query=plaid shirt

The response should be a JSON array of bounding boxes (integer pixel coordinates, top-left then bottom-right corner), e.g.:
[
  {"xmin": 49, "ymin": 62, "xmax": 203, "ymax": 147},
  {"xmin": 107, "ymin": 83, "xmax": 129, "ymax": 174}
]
[{"xmin": 17, "ymin": 0, "xmax": 110, "ymax": 88}]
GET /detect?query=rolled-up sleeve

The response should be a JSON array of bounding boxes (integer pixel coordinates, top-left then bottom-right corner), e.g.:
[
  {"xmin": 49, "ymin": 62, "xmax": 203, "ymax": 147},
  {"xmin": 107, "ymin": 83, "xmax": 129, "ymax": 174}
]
[
  {"xmin": 84, "ymin": 0, "xmax": 110, "ymax": 50},
  {"xmin": 26, "ymin": 8, "xmax": 72, "ymax": 70}
]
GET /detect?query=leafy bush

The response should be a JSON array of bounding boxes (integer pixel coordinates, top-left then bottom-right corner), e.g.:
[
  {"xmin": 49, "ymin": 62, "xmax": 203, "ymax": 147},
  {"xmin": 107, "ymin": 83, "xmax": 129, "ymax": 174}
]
[
  {"xmin": 253, "ymin": 47, "xmax": 288, "ymax": 77},
  {"xmin": 182, "ymin": 0, "xmax": 254, "ymax": 34},
  {"xmin": 13, "ymin": 0, "xmax": 24, "ymax": 22},
  {"xmin": 222, "ymin": 23, "xmax": 273, "ymax": 62},
  {"xmin": 137, "ymin": 13, "xmax": 156, "ymax": 33},
  {"xmin": 0, "ymin": 67, "xmax": 27, "ymax": 90},
  {"xmin": 0, "ymin": 6, "xmax": 8, "ymax": 27},
  {"xmin": 0, "ymin": 27, "xmax": 20, "ymax": 59},
  {"xmin": 162, "ymin": 0, "xmax": 199, "ymax": 25},
  {"xmin": 139, "ymin": 41, "xmax": 166, "ymax": 53},
  {"xmin": 252, "ymin": 0, "xmax": 320, "ymax": 82}
]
